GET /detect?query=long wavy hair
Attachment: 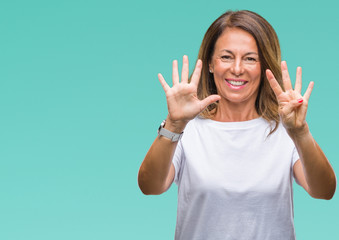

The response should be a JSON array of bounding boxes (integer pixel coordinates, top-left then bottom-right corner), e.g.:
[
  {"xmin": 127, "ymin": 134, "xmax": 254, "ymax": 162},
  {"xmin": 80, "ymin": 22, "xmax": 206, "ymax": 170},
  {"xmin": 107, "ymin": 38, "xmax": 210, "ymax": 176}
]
[{"xmin": 196, "ymin": 10, "xmax": 283, "ymax": 134}]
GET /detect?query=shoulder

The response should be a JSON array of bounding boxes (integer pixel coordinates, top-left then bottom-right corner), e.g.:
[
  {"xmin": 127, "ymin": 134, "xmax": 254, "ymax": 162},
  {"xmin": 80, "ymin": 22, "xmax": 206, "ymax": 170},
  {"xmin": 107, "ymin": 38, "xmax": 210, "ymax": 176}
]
[
  {"xmin": 267, "ymin": 121, "xmax": 297, "ymax": 149},
  {"xmin": 183, "ymin": 116, "xmax": 207, "ymax": 131}
]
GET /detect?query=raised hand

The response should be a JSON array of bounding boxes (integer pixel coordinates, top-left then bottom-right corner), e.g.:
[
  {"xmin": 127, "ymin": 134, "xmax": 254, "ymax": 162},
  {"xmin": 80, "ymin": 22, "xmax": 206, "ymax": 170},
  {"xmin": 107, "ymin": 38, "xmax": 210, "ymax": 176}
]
[
  {"xmin": 266, "ymin": 61, "xmax": 314, "ymax": 135},
  {"xmin": 158, "ymin": 55, "xmax": 220, "ymax": 129}
]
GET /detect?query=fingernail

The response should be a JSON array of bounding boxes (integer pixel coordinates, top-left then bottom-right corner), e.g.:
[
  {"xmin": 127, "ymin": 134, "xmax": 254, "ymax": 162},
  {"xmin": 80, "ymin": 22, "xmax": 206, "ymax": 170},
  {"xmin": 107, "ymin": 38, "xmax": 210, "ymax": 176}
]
[{"xmin": 298, "ymin": 98, "xmax": 303, "ymax": 103}]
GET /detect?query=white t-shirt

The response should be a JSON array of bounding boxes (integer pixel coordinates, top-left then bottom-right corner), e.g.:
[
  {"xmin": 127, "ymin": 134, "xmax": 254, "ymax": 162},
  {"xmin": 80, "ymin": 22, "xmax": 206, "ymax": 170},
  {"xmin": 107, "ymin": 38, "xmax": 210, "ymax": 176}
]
[{"xmin": 172, "ymin": 117, "xmax": 299, "ymax": 240}]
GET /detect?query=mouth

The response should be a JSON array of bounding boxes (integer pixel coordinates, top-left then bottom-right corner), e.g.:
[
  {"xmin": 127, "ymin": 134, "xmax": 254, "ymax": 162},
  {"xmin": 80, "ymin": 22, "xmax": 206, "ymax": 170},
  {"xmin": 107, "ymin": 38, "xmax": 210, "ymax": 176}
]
[{"xmin": 225, "ymin": 79, "xmax": 248, "ymax": 89}]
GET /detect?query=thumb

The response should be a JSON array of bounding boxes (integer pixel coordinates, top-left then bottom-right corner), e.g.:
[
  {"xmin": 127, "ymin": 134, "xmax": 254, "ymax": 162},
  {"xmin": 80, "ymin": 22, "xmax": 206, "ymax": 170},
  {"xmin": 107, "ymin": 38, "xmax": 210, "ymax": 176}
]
[
  {"xmin": 281, "ymin": 98, "xmax": 303, "ymax": 115},
  {"xmin": 199, "ymin": 94, "xmax": 221, "ymax": 111}
]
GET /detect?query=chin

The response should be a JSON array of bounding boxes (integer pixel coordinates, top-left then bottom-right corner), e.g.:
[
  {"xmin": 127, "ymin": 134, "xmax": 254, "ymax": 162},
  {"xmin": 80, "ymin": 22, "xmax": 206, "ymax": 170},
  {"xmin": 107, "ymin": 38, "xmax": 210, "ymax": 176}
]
[{"xmin": 224, "ymin": 94, "xmax": 252, "ymax": 103}]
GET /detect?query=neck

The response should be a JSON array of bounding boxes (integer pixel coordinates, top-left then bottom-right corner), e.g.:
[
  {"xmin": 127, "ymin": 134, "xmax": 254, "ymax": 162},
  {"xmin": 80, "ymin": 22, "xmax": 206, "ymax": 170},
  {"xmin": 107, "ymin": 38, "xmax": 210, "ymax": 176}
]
[{"xmin": 213, "ymin": 99, "xmax": 259, "ymax": 122}]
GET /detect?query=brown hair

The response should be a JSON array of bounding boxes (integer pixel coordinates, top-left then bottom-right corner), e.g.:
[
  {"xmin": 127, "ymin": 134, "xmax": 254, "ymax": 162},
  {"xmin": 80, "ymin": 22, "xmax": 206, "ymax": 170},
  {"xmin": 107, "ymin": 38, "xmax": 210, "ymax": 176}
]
[{"xmin": 196, "ymin": 10, "xmax": 282, "ymax": 134}]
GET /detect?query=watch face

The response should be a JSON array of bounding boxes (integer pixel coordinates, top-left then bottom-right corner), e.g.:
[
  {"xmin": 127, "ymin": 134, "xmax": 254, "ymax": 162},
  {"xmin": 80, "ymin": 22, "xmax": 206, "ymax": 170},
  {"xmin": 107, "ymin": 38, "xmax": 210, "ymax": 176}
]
[{"xmin": 158, "ymin": 120, "xmax": 166, "ymax": 133}]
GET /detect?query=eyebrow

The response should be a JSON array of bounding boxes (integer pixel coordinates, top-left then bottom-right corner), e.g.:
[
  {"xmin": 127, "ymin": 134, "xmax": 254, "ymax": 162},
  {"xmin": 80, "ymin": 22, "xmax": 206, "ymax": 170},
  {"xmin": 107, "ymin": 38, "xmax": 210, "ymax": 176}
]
[{"xmin": 220, "ymin": 49, "xmax": 258, "ymax": 55}]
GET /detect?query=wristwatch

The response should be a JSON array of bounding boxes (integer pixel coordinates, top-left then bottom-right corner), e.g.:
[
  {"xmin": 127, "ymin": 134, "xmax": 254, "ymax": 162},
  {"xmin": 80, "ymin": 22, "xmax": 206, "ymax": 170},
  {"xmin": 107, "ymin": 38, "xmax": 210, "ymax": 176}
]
[{"xmin": 158, "ymin": 120, "xmax": 183, "ymax": 142}]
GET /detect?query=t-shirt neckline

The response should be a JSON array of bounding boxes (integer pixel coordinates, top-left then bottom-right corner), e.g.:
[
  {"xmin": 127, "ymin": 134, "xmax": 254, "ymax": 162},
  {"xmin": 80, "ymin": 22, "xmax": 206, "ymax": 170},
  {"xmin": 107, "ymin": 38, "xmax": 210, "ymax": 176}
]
[{"xmin": 198, "ymin": 116, "xmax": 266, "ymax": 130}]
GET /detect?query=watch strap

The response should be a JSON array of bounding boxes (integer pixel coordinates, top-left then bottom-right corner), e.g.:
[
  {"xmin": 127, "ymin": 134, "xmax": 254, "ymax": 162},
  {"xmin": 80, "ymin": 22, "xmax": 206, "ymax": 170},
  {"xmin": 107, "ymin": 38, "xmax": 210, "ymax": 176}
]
[{"xmin": 158, "ymin": 120, "xmax": 183, "ymax": 142}]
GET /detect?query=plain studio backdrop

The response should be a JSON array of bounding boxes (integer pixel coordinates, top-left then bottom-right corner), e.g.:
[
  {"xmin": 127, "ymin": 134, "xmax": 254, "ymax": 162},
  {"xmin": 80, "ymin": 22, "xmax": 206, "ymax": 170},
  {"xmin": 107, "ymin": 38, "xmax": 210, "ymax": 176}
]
[{"xmin": 0, "ymin": 0, "xmax": 338, "ymax": 239}]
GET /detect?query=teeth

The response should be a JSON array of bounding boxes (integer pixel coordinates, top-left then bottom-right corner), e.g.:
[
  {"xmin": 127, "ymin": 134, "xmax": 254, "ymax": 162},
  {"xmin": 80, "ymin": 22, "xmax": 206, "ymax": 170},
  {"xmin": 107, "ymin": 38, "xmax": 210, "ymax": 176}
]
[{"xmin": 227, "ymin": 80, "xmax": 246, "ymax": 86}]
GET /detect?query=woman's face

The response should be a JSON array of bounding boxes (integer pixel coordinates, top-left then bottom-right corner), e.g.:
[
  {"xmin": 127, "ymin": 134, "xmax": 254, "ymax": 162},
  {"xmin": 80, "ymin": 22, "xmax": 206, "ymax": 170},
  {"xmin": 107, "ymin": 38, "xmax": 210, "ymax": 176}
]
[{"xmin": 209, "ymin": 27, "xmax": 261, "ymax": 105}]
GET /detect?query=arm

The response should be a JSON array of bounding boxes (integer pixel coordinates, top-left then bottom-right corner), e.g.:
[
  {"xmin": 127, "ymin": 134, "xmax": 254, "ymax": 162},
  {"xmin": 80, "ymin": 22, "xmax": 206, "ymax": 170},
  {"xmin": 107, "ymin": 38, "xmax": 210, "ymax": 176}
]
[
  {"xmin": 138, "ymin": 56, "xmax": 220, "ymax": 195},
  {"xmin": 266, "ymin": 61, "xmax": 336, "ymax": 200},
  {"xmin": 138, "ymin": 118, "xmax": 185, "ymax": 195},
  {"xmin": 292, "ymin": 127, "xmax": 336, "ymax": 199}
]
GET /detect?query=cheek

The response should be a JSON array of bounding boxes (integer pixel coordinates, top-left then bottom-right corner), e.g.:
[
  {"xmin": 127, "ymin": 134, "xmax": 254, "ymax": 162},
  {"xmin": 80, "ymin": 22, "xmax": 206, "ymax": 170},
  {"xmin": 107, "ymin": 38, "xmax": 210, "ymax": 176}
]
[
  {"xmin": 249, "ymin": 65, "xmax": 261, "ymax": 81},
  {"xmin": 213, "ymin": 62, "xmax": 230, "ymax": 77}
]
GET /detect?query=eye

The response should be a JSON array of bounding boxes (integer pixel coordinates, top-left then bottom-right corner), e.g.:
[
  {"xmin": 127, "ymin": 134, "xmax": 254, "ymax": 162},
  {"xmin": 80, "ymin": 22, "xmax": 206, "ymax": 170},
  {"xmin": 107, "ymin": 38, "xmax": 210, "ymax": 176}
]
[
  {"xmin": 220, "ymin": 55, "xmax": 233, "ymax": 61},
  {"xmin": 245, "ymin": 57, "xmax": 258, "ymax": 62}
]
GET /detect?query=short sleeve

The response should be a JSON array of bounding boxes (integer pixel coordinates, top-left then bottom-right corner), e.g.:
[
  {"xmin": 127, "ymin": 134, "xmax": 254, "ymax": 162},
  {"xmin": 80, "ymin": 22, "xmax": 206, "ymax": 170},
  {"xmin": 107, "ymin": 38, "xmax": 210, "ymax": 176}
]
[
  {"xmin": 292, "ymin": 146, "xmax": 299, "ymax": 166},
  {"xmin": 292, "ymin": 146, "xmax": 301, "ymax": 184},
  {"xmin": 172, "ymin": 139, "xmax": 184, "ymax": 185}
]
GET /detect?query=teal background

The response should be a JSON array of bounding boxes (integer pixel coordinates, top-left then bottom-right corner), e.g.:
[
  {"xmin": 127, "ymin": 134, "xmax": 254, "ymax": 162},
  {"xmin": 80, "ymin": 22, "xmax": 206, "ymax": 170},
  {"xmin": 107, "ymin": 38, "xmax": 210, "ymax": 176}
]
[{"xmin": 0, "ymin": 0, "xmax": 338, "ymax": 239}]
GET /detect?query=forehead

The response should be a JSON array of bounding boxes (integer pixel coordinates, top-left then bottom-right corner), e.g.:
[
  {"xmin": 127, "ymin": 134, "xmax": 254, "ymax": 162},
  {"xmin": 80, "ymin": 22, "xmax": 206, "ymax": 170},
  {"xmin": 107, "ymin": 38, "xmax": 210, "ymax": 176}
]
[{"xmin": 214, "ymin": 27, "xmax": 258, "ymax": 53}]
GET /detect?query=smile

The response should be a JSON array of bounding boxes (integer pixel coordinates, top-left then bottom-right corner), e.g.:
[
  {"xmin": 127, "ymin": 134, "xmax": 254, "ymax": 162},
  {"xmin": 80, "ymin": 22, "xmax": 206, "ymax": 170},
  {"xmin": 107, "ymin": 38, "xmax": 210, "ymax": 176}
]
[{"xmin": 225, "ymin": 79, "xmax": 248, "ymax": 89}]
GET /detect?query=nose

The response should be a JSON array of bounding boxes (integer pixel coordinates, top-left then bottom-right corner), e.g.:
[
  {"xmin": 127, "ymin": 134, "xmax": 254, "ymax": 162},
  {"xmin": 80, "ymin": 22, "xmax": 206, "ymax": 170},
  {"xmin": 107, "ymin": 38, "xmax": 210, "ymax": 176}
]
[{"xmin": 231, "ymin": 59, "xmax": 244, "ymax": 77}]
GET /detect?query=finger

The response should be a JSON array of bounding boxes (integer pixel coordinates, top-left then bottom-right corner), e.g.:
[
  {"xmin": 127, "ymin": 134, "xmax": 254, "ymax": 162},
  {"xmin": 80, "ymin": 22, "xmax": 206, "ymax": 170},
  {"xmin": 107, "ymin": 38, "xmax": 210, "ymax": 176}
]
[
  {"xmin": 181, "ymin": 55, "xmax": 189, "ymax": 83},
  {"xmin": 172, "ymin": 60, "xmax": 179, "ymax": 85},
  {"xmin": 303, "ymin": 81, "xmax": 314, "ymax": 101},
  {"xmin": 281, "ymin": 61, "xmax": 293, "ymax": 91},
  {"xmin": 158, "ymin": 73, "xmax": 170, "ymax": 92},
  {"xmin": 199, "ymin": 94, "xmax": 221, "ymax": 111},
  {"xmin": 266, "ymin": 69, "xmax": 284, "ymax": 97},
  {"xmin": 190, "ymin": 59, "xmax": 202, "ymax": 86},
  {"xmin": 295, "ymin": 67, "xmax": 302, "ymax": 93}
]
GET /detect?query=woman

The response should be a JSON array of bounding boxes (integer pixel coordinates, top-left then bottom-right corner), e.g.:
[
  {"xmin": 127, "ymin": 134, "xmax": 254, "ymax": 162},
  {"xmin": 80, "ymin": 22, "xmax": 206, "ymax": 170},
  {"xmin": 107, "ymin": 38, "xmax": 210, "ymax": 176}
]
[{"xmin": 138, "ymin": 10, "xmax": 336, "ymax": 239}]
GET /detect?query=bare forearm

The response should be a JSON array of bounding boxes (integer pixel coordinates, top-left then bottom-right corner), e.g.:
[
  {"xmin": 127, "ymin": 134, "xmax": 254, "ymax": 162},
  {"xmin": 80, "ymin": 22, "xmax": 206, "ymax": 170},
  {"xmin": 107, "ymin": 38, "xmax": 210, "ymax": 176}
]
[
  {"xmin": 138, "ymin": 118, "xmax": 187, "ymax": 195},
  {"xmin": 138, "ymin": 136, "xmax": 177, "ymax": 195},
  {"xmin": 289, "ymin": 124, "xmax": 336, "ymax": 199}
]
